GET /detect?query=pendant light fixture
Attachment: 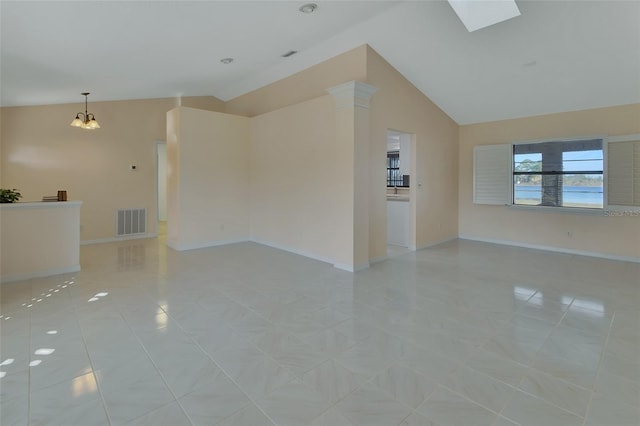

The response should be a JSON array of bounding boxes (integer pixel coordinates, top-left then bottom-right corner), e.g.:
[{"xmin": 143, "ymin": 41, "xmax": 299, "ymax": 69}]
[{"xmin": 70, "ymin": 92, "xmax": 100, "ymax": 130}]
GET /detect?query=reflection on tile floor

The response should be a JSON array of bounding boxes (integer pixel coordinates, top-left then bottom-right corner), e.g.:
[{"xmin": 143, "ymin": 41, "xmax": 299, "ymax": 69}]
[{"xmin": 1, "ymin": 238, "xmax": 639, "ymax": 425}]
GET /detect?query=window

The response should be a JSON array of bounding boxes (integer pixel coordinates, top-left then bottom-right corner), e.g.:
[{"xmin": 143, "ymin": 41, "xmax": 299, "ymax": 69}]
[
  {"xmin": 473, "ymin": 134, "xmax": 640, "ymax": 212},
  {"xmin": 513, "ymin": 139, "xmax": 603, "ymax": 209},
  {"xmin": 387, "ymin": 151, "xmax": 402, "ymax": 186}
]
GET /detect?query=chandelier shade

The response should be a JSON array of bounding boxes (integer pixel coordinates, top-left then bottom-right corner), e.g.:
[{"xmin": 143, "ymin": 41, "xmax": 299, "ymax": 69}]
[{"xmin": 70, "ymin": 92, "xmax": 100, "ymax": 130}]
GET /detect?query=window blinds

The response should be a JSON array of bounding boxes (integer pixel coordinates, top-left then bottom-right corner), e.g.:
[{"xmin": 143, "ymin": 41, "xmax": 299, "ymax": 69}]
[
  {"xmin": 607, "ymin": 135, "xmax": 640, "ymax": 208},
  {"xmin": 473, "ymin": 144, "xmax": 511, "ymax": 205},
  {"xmin": 473, "ymin": 135, "xmax": 640, "ymax": 210}
]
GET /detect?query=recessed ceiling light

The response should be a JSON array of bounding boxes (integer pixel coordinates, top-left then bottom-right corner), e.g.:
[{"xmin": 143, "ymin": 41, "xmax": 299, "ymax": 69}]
[
  {"xmin": 220, "ymin": 58, "xmax": 234, "ymax": 65},
  {"xmin": 299, "ymin": 3, "xmax": 317, "ymax": 14}
]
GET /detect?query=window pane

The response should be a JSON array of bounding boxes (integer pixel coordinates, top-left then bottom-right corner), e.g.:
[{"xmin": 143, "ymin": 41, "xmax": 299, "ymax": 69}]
[
  {"xmin": 514, "ymin": 153, "xmax": 542, "ymax": 173},
  {"xmin": 514, "ymin": 153, "xmax": 542, "ymax": 205},
  {"xmin": 562, "ymin": 174, "xmax": 603, "ymax": 208},
  {"xmin": 514, "ymin": 176, "xmax": 542, "ymax": 205},
  {"xmin": 563, "ymin": 150, "xmax": 603, "ymax": 172}
]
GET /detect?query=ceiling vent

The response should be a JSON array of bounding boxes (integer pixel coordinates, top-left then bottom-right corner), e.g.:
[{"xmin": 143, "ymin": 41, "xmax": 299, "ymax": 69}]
[{"xmin": 281, "ymin": 50, "xmax": 298, "ymax": 58}]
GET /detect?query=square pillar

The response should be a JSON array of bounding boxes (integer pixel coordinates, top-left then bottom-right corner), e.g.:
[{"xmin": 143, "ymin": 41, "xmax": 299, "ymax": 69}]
[{"xmin": 327, "ymin": 81, "xmax": 377, "ymax": 271}]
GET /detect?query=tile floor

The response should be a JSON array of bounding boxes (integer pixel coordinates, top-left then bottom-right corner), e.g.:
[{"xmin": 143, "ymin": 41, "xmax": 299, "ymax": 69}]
[{"xmin": 1, "ymin": 236, "xmax": 638, "ymax": 425}]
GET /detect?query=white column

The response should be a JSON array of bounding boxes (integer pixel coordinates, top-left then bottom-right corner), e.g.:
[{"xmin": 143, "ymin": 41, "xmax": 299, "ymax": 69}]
[{"xmin": 327, "ymin": 81, "xmax": 377, "ymax": 271}]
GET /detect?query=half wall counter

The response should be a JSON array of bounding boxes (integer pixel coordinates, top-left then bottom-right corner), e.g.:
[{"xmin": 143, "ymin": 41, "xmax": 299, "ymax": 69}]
[{"xmin": 1, "ymin": 201, "xmax": 82, "ymax": 283}]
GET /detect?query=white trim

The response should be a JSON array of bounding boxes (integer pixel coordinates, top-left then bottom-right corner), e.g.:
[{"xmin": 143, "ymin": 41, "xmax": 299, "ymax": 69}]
[
  {"xmin": 81, "ymin": 233, "xmax": 157, "ymax": 245},
  {"xmin": 369, "ymin": 254, "xmax": 389, "ymax": 264},
  {"xmin": 251, "ymin": 238, "xmax": 335, "ymax": 266},
  {"xmin": 326, "ymin": 81, "xmax": 378, "ymax": 109},
  {"xmin": 413, "ymin": 236, "xmax": 458, "ymax": 251},
  {"xmin": 333, "ymin": 262, "xmax": 370, "ymax": 272},
  {"xmin": 166, "ymin": 238, "xmax": 249, "ymax": 252},
  {"xmin": 604, "ymin": 206, "xmax": 640, "ymax": 214},
  {"xmin": 607, "ymin": 133, "xmax": 640, "ymax": 143},
  {"xmin": 0, "ymin": 200, "xmax": 82, "ymax": 210},
  {"xmin": 166, "ymin": 236, "xmax": 374, "ymax": 272},
  {"xmin": 508, "ymin": 204, "xmax": 605, "ymax": 216},
  {"xmin": 165, "ymin": 240, "xmax": 181, "ymax": 251},
  {"xmin": 1, "ymin": 265, "xmax": 81, "ymax": 284},
  {"xmin": 458, "ymin": 235, "xmax": 640, "ymax": 264}
]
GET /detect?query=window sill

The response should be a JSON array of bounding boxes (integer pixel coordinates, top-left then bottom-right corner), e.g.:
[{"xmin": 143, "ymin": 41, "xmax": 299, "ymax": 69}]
[{"xmin": 508, "ymin": 204, "xmax": 605, "ymax": 216}]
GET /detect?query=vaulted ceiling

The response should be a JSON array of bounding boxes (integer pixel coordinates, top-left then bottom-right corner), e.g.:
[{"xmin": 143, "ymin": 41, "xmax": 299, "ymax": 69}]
[{"xmin": 2, "ymin": 1, "xmax": 639, "ymax": 124}]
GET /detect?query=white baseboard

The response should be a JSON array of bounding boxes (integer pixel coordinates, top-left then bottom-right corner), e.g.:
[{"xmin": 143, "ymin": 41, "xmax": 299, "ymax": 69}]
[
  {"xmin": 250, "ymin": 238, "xmax": 335, "ymax": 266},
  {"xmin": 369, "ymin": 254, "xmax": 389, "ymax": 264},
  {"xmin": 1, "ymin": 264, "xmax": 81, "ymax": 284},
  {"xmin": 413, "ymin": 236, "xmax": 458, "ymax": 251},
  {"xmin": 458, "ymin": 235, "xmax": 640, "ymax": 263},
  {"xmin": 333, "ymin": 261, "xmax": 370, "ymax": 272},
  {"xmin": 81, "ymin": 233, "xmax": 158, "ymax": 245},
  {"xmin": 85, "ymin": 234, "xmax": 472, "ymax": 272},
  {"xmin": 166, "ymin": 238, "xmax": 249, "ymax": 252},
  {"xmin": 168, "ymin": 236, "xmax": 373, "ymax": 272}
]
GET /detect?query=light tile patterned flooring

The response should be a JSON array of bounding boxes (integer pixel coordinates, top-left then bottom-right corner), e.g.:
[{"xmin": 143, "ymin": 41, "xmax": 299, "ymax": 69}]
[{"xmin": 1, "ymin": 237, "xmax": 638, "ymax": 425}]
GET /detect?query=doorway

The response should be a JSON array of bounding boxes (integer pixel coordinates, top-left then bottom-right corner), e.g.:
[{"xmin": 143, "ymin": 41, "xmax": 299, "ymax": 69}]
[{"xmin": 386, "ymin": 129, "xmax": 414, "ymax": 257}]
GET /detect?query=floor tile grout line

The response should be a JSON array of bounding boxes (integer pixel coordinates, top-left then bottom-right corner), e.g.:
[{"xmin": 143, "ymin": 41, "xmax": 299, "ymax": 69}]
[
  {"xmin": 5, "ymin": 238, "xmax": 637, "ymax": 426},
  {"xmin": 580, "ymin": 309, "xmax": 616, "ymax": 426},
  {"xmin": 499, "ymin": 296, "xmax": 592, "ymax": 422},
  {"xmin": 24, "ymin": 277, "xmax": 81, "ymax": 423},
  {"xmin": 149, "ymin": 300, "xmax": 286, "ymax": 426},
  {"xmin": 363, "ymin": 361, "xmax": 444, "ymax": 426},
  {"xmin": 27, "ymin": 279, "xmax": 33, "ymax": 426},
  {"xmin": 116, "ymin": 303, "xmax": 197, "ymax": 426},
  {"xmin": 65, "ymin": 275, "xmax": 113, "ymax": 426},
  {"xmin": 303, "ymin": 358, "xmax": 406, "ymax": 426},
  {"xmin": 188, "ymin": 315, "xmax": 403, "ymax": 426},
  {"xmin": 506, "ymin": 378, "xmax": 588, "ymax": 420}
]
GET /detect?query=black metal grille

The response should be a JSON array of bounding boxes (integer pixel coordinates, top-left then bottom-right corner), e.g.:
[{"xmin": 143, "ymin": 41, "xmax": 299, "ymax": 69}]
[{"xmin": 387, "ymin": 151, "xmax": 402, "ymax": 186}]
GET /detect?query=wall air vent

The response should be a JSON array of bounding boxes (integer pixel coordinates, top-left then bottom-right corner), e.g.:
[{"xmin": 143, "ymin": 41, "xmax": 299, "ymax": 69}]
[
  {"xmin": 281, "ymin": 50, "xmax": 298, "ymax": 58},
  {"xmin": 116, "ymin": 208, "xmax": 147, "ymax": 236}
]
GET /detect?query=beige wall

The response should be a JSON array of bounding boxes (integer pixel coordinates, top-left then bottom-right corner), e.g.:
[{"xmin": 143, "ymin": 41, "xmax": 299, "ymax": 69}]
[
  {"xmin": 0, "ymin": 45, "xmax": 460, "ymax": 269},
  {"xmin": 180, "ymin": 95, "xmax": 226, "ymax": 113},
  {"xmin": 245, "ymin": 46, "xmax": 458, "ymax": 263},
  {"xmin": 6, "ymin": 43, "xmax": 635, "ymax": 267},
  {"xmin": 366, "ymin": 47, "xmax": 459, "ymax": 259},
  {"xmin": 1, "ymin": 96, "xmax": 224, "ymax": 242},
  {"xmin": 246, "ymin": 46, "xmax": 459, "ymax": 267},
  {"xmin": 167, "ymin": 107, "xmax": 250, "ymax": 250},
  {"xmin": 459, "ymin": 104, "xmax": 640, "ymax": 260},
  {"xmin": 2, "ymin": 98, "xmax": 173, "ymax": 242},
  {"xmin": 250, "ymin": 96, "xmax": 336, "ymax": 262},
  {"xmin": 225, "ymin": 46, "xmax": 368, "ymax": 117}
]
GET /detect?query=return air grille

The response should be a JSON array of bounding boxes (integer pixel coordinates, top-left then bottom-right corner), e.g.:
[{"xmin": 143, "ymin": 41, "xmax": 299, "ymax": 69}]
[{"xmin": 116, "ymin": 208, "xmax": 146, "ymax": 236}]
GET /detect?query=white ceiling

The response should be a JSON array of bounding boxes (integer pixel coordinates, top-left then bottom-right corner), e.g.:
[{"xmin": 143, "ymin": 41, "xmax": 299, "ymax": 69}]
[{"xmin": 2, "ymin": 1, "xmax": 639, "ymax": 124}]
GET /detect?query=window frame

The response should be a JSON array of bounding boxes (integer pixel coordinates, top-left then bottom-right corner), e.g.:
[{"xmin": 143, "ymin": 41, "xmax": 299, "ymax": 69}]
[
  {"xmin": 387, "ymin": 150, "xmax": 405, "ymax": 187},
  {"xmin": 511, "ymin": 136, "xmax": 606, "ymax": 212},
  {"xmin": 473, "ymin": 134, "xmax": 640, "ymax": 215}
]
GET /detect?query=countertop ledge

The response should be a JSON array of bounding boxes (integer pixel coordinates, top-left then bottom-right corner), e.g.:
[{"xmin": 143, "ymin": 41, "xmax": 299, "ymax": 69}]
[{"xmin": 1, "ymin": 200, "xmax": 83, "ymax": 209}]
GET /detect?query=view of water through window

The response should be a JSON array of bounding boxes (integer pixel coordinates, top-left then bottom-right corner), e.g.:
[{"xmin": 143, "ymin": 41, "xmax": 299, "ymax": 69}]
[{"xmin": 513, "ymin": 143, "xmax": 603, "ymax": 208}]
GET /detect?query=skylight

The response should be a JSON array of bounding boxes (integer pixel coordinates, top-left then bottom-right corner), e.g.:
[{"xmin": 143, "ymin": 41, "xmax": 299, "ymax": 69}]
[{"xmin": 448, "ymin": 0, "xmax": 521, "ymax": 32}]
